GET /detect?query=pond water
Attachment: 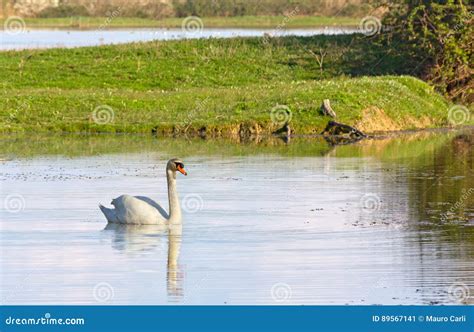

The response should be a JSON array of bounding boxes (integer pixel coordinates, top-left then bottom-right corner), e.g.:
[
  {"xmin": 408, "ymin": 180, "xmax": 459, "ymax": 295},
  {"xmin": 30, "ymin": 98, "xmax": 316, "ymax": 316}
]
[
  {"xmin": 0, "ymin": 27, "xmax": 356, "ymax": 50},
  {"xmin": 0, "ymin": 130, "xmax": 473, "ymax": 305}
]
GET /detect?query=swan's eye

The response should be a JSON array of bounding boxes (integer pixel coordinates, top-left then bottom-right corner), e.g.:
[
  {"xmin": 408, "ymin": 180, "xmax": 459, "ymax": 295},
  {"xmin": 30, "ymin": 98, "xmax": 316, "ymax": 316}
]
[{"xmin": 175, "ymin": 162, "xmax": 187, "ymax": 176}]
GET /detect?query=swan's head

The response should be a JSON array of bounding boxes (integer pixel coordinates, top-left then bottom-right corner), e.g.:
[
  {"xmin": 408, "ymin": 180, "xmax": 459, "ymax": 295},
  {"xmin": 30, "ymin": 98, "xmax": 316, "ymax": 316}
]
[{"xmin": 167, "ymin": 158, "xmax": 187, "ymax": 176}]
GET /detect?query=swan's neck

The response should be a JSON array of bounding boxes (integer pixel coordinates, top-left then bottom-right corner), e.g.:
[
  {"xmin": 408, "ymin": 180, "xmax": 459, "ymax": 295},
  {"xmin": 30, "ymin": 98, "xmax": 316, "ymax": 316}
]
[{"xmin": 167, "ymin": 170, "xmax": 181, "ymax": 223}]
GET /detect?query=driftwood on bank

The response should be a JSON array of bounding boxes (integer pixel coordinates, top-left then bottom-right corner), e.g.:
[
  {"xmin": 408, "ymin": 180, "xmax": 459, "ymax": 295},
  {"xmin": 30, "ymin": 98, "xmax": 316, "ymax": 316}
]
[
  {"xmin": 319, "ymin": 99, "xmax": 366, "ymax": 144},
  {"xmin": 321, "ymin": 99, "xmax": 337, "ymax": 118},
  {"xmin": 272, "ymin": 123, "xmax": 291, "ymax": 143},
  {"xmin": 272, "ymin": 123, "xmax": 291, "ymax": 136},
  {"xmin": 321, "ymin": 121, "xmax": 366, "ymax": 137},
  {"xmin": 321, "ymin": 120, "xmax": 366, "ymax": 145}
]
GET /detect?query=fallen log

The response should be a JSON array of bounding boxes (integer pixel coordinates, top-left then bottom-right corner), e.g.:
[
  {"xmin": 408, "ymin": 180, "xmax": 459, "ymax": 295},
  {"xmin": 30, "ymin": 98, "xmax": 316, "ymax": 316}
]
[
  {"xmin": 321, "ymin": 120, "xmax": 366, "ymax": 145},
  {"xmin": 321, "ymin": 121, "xmax": 366, "ymax": 137},
  {"xmin": 272, "ymin": 123, "xmax": 291, "ymax": 137}
]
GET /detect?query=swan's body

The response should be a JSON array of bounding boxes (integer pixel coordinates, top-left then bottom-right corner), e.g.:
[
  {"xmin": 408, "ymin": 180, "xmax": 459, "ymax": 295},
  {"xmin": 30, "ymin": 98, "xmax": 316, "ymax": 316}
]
[
  {"xmin": 99, "ymin": 158, "xmax": 187, "ymax": 225},
  {"xmin": 100, "ymin": 195, "xmax": 168, "ymax": 224}
]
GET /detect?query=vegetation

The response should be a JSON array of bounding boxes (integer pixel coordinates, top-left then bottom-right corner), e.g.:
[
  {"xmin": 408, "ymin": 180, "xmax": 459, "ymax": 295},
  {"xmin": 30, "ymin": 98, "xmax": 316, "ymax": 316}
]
[
  {"xmin": 0, "ymin": 35, "xmax": 447, "ymax": 90},
  {"xmin": 0, "ymin": 76, "xmax": 451, "ymax": 134},
  {"xmin": 31, "ymin": 0, "xmax": 372, "ymax": 19},
  {"xmin": 0, "ymin": 15, "xmax": 360, "ymax": 29},
  {"xmin": 37, "ymin": 4, "xmax": 90, "ymax": 18},
  {"xmin": 379, "ymin": 0, "xmax": 473, "ymax": 102},
  {"xmin": 171, "ymin": 0, "xmax": 372, "ymax": 17},
  {"xmin": 0, "ymin": 36, "xmax": 460, "ymax": 135}
]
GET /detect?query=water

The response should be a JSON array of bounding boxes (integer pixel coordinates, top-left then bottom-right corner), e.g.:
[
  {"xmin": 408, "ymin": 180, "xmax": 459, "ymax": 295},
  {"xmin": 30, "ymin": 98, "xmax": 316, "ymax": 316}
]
[
  {"xmin": 0, "ymin": 27, "xmax": 356, "ymax": 50},
  {"xmin": 1, "ymin": 130, "xmax": 473, "ymax": 305}
]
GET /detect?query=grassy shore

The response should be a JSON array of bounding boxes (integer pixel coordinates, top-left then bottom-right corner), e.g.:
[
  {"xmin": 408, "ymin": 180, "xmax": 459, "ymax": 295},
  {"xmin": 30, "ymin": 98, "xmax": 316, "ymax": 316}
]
[
  {"xmin": 0, "ymin": 36, "xmax": 467, "ymax": 136},
  {"xmin": 0, "ymin": 16, "xmax": 360, "ymax": 30}
]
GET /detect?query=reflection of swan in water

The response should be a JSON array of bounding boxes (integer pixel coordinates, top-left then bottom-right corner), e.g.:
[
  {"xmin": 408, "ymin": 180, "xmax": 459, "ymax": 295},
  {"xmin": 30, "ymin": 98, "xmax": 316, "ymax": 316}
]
[
  {"xmin": 167, "ymin": 224, "xmax": 183, "ymax": 299},
  {"xmin": 103, "ymin": 222, "xmax": 184, "ymax": 299},
  {"xmin": 99, "ymin": 158, "xmax": 187, "ymax": 225},
  {"xmin": 103, "ymin": 223, "xmax": 168, "ymax": 253}
]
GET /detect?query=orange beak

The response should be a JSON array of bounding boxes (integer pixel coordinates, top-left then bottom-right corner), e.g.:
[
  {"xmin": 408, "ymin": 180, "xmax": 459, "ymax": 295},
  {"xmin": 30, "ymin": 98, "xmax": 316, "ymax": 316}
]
[{"xmin": 177, "ymin": 165, "xmax": 187, "ymax": 176}]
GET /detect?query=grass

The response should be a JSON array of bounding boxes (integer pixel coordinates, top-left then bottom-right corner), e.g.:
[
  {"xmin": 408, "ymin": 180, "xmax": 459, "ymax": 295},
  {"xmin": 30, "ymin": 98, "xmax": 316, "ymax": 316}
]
[
  {"xmin": 1, "ymin": 36, "xmax": 359, "ymax": 90},
  {"xmin": 0, "ymin": 15, "xmax": 360, "ymax": 29},
  {"xmin": 0, "ymin": 36, "xmax": 466, "ymax": 135}
]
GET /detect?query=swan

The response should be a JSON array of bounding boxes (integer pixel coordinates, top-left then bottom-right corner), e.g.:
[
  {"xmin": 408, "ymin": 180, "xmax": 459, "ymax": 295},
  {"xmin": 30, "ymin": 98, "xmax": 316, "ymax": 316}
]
[{"xmin": 99, "ymin": 158, "xmax": 187, "ymax": 225}]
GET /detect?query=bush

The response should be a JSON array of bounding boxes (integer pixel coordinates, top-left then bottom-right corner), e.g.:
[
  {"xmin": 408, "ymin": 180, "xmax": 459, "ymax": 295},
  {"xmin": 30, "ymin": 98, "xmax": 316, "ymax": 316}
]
[
  {"xmin": 38, "ymin": 4, "xmax": 90, "ymax": 18},
  {"xmin": 380, "ymin": 0, "xmax": 473, "ymax": 102},
  {"xmin": 118, "ymin": 3, "xmax": 173, "ymax": 19},
  {"xmin": 172, "ymin": 0, "xmax": 370, "ymax": 17}
]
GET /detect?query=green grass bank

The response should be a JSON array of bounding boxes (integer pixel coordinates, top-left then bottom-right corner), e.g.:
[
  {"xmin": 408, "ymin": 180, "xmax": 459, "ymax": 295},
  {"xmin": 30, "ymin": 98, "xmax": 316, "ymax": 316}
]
[{"xmin": 0, "ymin": 36, "xmax": 468, "ymax": 137}]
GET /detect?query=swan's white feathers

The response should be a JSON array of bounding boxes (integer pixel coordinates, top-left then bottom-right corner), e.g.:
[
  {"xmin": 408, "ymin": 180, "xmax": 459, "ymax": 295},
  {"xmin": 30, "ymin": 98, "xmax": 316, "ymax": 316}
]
[
  {"xmin": 99, "ymin": 158, "xmax": 185, "ymax": 225},
  {"xmin": 134, "ymin": 196, "xmax": 169, "ymax": 219},
  {"xmin": 104, "ymin": 194, "xmax": 168, "ymax": 225}
]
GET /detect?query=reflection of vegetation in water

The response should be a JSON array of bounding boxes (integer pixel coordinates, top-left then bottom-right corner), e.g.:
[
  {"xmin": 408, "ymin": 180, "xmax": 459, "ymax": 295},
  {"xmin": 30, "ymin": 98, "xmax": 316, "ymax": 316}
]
[
  {"xmin": 1, "ymin": 130, "xmax": 471, "ymax": 161},
  {"xmin": 345, "ymin": 130, "xmax": 473, "ymax": 228},
  {"xmin": 331, "ymin": 130, "xmax": 457, "ymax": 162},
  {"xmin": 410, "ymin": 132, "xmax": 473, "ymax": 225},
  {"xmin": 334, "ymin": 130, "xmax": 473, "ymax": 264},
  {"xmin": 0, "ymin": 134, "xmax": 333, "ymax": 159},
  {"xmin": 405, "ymin": 131, "xmax": 473, "ymax": 262},
  {"xmin": 337, "ymin": 129, "xmax": 473, "ymax": 244}
]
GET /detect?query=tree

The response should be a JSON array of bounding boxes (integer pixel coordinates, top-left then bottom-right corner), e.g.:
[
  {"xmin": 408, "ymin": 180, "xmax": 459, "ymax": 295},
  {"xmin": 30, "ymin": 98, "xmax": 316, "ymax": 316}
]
[{"xmin": 381, "ymin": 0, "xmax": 473, "ymax": 102}]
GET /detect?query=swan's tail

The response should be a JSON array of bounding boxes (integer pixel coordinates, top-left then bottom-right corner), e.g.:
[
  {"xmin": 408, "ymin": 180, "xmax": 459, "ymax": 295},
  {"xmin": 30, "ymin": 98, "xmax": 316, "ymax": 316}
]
[{"xmin": 99, "ymin": 204, "xmax": 118, "ymax": 223}]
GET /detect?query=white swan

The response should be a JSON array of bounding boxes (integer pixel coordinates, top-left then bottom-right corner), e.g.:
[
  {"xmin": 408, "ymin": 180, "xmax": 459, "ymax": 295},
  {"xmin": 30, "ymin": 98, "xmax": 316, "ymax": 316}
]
[{"xmin": 99, "ymin": 158, "xmax": 187, "ymax": 225}]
